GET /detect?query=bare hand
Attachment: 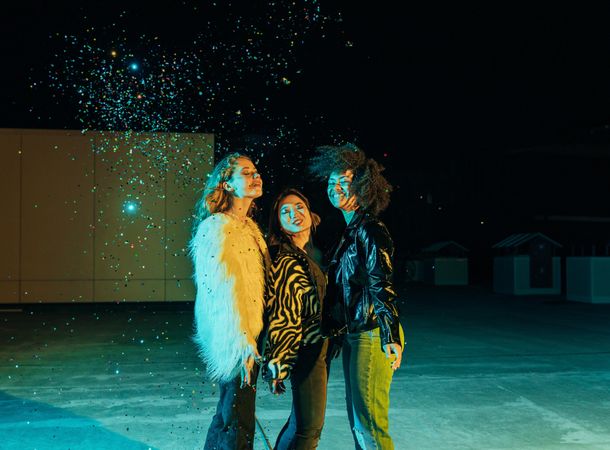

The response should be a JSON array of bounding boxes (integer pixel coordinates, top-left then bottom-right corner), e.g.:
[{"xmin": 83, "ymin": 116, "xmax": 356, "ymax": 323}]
[
  {"xmin": 241, "ymin": 345, "xmax": 262, "ymax": 388},
  {"xmin": 266, "ymin": 361, "xmax": 286, "ymax": 394},
  {"xmin": 270, "ymin": 379, "xmax": 286, "ymax": 395},
  {"xmin": 343, "ymin": 195, "xmax": 359, "ymax": 212},
  {"xmin": 383, "ymin": 342, "xmax": 402, "ymax": 371},
  {"xmin": 328, "ymin": 336, "xmax": 344, "ymax": 359},
  {"xmin": 241, "ymin": 355, "xmax": 256, "ymax": 388}
]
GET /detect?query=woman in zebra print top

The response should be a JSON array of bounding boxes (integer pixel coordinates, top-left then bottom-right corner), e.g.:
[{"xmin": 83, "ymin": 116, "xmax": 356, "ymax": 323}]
[{"xmin": 265, "ymin": 188, "xmax": 328, "ymax": 450}]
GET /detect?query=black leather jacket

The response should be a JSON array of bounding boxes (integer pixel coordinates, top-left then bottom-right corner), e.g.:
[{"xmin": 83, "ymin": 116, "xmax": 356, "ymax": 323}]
[{"xmin": 322, "ymin": 211, "xmax": 401, "ymax": 350}]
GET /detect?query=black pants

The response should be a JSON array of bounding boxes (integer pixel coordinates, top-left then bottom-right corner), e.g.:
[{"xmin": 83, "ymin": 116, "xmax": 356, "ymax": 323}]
[
  {"xmin": 204, "ymin": 365, "xmax": 259, "ymax": 450},
  {"xmin": 275, "ymin": 339, "xmax": 328, "ymax": 450}
]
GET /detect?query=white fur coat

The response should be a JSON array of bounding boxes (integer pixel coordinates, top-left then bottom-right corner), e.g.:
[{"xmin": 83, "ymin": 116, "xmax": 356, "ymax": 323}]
[{"xmin": 190, "ymin": 213, "xmax": 269, "ymax": 382}]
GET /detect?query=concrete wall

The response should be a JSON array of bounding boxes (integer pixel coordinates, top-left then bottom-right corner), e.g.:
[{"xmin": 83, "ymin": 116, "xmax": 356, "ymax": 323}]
[
  {"xmin": 0, "ymin": 129, "xmax": 214, "ymax": 303},
  {"xmin": 493, "ymin": 256, "xmax": 561, "ymax": 295},
  {"xmin": 567, "ymin": 257, "xmax": 610, "ymax": 304}
]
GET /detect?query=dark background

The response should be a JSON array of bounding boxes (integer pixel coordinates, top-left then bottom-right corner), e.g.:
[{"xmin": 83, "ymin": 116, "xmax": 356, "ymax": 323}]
[{"xmin": 2, "ymin": 2, "xmax": 610, "ymax": 283}]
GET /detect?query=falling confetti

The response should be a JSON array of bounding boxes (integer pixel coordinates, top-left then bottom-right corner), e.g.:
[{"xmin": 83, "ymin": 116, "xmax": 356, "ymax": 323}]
[
  {"xmin": 26, "ymin": 1, "xmax": 358, "ymax": 289},
  {"xmin": 43, "ymin": 1, "xmax": 338, "ymax": 137},
  {"xmin": 36, "ymin": 1, "xmax": 352, "ymax": 185}
]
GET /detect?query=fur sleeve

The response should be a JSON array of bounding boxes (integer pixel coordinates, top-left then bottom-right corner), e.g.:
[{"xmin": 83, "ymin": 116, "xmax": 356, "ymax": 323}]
[{"xmin": 190, "ymin": 214, "xmax": 266, "ymax": 382}]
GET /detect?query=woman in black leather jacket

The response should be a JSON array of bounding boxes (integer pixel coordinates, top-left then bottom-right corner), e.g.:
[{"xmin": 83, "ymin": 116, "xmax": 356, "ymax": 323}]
[{"xmin": 309, "ymin": 144, "xmax": 403, "ymax": 450}]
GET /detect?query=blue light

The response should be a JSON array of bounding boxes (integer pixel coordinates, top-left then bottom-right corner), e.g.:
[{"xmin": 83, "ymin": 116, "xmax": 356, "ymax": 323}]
[
  {"xmin": 123, "ymin": 201, "xmax": 139, "ymax": 214},
  {"xmin": 129, "ymin": 62, "xmax": 139, "ymax": 71}
]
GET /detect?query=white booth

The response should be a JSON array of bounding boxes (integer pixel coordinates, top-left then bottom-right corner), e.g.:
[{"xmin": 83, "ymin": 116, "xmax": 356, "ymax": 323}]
[
  {"xmin": 493, "ymin": 233, "xmax": 562, "ymax": 296},
  {"xmin": 566, "ymin": 257, "xmax": 610, "ymax": 303},
  {"xmin": 420, "ymin": 241, "xmax": 469, "ymax": 286}
]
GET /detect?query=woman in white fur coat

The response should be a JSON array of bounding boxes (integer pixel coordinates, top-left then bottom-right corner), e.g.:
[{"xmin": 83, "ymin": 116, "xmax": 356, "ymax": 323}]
[{"xmin": 189, "ymin": 152, "xmax": 270, "ymax": 450}]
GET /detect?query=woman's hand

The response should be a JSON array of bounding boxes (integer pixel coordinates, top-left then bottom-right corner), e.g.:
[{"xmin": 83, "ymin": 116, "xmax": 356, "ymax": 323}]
[
  {"xmin": 241, "ymin": 356, "xmax": 256, "ymax": 388},
  {"xmin": 328, "ymin": 335, "xmax": 344, "ymax": 359},
  {"xmin": 383, "ymin": 342, "xmax": 403, "ymax": 371},
  {"xmin": 266, "ymin": 360, "xmax": 286, "ymax": 394},
  {"xmin": 241, "ymin": 345, "xmax": 262, "ymax": 388},
  {"xmin": 270, "ymin": 379, "xmax": 286, "ymax": 395},
  {"xmin": 343, "ymin": 195, "xmax": 359, "ymax": 212}
]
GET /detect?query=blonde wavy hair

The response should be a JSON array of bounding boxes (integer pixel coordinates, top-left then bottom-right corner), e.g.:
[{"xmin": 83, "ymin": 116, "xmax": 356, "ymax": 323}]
[{"xmin": 191, "ymin": 153, "xmax": 256, "ymax": 231}]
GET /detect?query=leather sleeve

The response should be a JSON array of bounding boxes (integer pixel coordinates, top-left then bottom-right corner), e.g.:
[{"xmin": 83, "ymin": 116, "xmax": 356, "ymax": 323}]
[{"xmin": 359, "ymin": 220, "xmax": 402, "ymax": 350}]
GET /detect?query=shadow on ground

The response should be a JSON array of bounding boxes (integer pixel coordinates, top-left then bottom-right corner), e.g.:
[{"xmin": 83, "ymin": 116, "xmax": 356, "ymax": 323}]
[{"xmin": 0, "ymin": 391, "xmax": 157, "ymax": 450}]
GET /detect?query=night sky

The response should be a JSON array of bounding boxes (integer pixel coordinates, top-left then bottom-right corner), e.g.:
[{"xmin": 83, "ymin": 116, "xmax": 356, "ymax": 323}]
[{"xmin": 2, "ymin": 2, "xmax": 610, "ymax": 281}]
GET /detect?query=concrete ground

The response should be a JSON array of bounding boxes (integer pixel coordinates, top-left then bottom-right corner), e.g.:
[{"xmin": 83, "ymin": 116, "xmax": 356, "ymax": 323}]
[{"xmin": 1, "ymin": 285, "xmax": 610, "ymax": 450}]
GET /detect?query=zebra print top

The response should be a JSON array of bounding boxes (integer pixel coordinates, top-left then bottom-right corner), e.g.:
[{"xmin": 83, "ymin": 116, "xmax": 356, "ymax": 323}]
[{"xmin": 266, "ymin": 242, "xmax": 326, "ymax": 380}]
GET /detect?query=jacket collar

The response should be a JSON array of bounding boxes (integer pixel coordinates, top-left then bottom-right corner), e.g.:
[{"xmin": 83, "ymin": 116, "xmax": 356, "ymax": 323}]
[
  {"xmin": 345, "ymin": 210, "xmax": 366, "ymax": 234},
  {"xmin": 270, "ymin": 240, "xmax": 308, "ymax": 263},
  {"xmin": 329, "ymin": 211, "xmax": 367, "ymax": 265}
]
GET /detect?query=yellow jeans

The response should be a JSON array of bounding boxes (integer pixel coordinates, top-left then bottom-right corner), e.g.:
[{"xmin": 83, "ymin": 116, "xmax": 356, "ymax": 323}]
[{"xmin": 342, "ymin": 325, "xmax": 404, "ymax": 450}]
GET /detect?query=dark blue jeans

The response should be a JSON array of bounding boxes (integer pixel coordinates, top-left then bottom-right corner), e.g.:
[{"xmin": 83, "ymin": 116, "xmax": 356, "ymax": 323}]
[
  {"xmin": 275, "ymin": 339, "xmax": 328, "ymax": 450},
  {"xmin": 204, "ymin": 366, "xmax": 259, "ymax": 450}
]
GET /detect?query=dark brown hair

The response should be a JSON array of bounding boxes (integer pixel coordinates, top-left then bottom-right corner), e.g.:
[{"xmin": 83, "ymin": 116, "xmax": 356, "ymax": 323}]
[
  {"xmin": 268, "ymin": 188, "xmax": 321, "ymax": 247},
  {"xmin": 308, "ymin": 143, "xmax": 392, "ymax": 216}
]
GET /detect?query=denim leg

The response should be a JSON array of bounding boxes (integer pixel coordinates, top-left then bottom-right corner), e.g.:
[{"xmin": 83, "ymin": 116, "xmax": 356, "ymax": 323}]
[
  {"xmin": 204, "ymin": 368, "xmax": 258, "ymax": 450},
  {"xmin": 274, "ymin": 404, "xmax": 296, "ymax": 450},
  {"xmin": 275, "ymin": 340, "xmax": 328, "ymax": 450},
  {"xmin": 342, "ymin": 337, "xmax": 362, "ymax": 450},
  {"xmin": 345, "ymin": 328, "xmax": 394, "ymax": 450}
]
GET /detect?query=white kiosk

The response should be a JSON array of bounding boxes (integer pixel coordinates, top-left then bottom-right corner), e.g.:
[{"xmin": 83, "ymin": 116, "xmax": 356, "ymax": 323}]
[
  {"xmin": 493, "ymin": 233, "xmax": 562, "ymax": 296},
  {"xmin": 567, "ymin": 257, "xmax": 610, "ymax": 303},
  {"xmin": 420, "ymin": 241, "xmax": 469, "ymax": 286}
]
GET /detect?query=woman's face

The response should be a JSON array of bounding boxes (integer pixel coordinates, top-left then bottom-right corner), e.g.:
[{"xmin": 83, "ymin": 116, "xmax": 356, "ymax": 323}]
[
  {"xmin": 327, "ymin": 169, "xmax": 355, "ymax": 210},
  {"xmin": 226, "ymin": 157, "xmax": 262, "ymax": 199},
  {"xmin": 278, "ymin": 194, "xmax": 313, "ymax": 235}
]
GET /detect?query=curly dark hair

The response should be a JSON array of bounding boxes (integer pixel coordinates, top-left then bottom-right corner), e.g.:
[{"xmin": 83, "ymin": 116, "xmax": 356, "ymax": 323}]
[{"xmin": 308, "ymin": 144, "xmax": 392, "ymax": 216}]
